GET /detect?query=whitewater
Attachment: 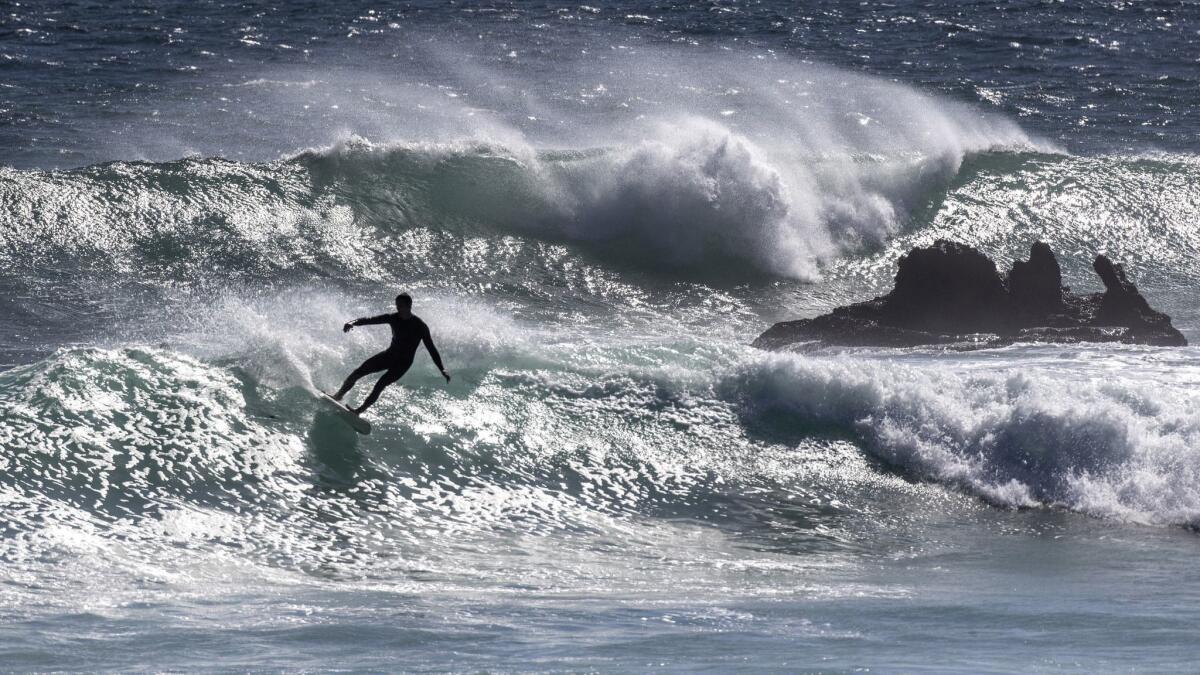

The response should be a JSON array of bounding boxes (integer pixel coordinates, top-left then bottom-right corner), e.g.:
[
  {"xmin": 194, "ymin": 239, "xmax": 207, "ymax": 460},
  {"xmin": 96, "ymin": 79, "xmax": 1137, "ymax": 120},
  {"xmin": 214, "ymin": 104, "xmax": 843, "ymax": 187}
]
[{"xmin": 4, "ymin": 1, "xmax": 1200, "ymax": 671}]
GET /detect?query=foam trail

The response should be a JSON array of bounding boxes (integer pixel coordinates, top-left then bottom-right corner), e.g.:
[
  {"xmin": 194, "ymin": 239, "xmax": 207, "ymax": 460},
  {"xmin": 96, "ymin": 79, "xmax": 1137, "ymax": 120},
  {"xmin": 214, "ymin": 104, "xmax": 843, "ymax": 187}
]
[
  {"xmin": 169, "ymin": 286, "xmax": 1200, "ymax": 530},
  {"xmin": 723, "ymin": 349, "xmax": 1200, "ymax": 526}
]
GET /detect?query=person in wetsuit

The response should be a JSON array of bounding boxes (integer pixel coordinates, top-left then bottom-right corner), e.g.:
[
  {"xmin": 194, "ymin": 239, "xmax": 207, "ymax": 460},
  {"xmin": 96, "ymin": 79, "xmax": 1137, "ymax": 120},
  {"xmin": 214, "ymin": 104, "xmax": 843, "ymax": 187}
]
[{"xmin": 331, "ymin": 293, "xmax": 450, "ymax": 414}]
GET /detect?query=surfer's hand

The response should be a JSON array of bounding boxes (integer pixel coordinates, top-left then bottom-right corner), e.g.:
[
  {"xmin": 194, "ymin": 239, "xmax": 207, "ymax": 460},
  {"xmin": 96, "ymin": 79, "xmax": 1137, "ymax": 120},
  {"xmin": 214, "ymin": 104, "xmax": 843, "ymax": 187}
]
[
  {"xmin": 342, "ymin": 321, "xmax": 354, "ymax": 333},
  {"xmin": 441, "ymin": 370, "xmax": 451, "ymax": 384}
]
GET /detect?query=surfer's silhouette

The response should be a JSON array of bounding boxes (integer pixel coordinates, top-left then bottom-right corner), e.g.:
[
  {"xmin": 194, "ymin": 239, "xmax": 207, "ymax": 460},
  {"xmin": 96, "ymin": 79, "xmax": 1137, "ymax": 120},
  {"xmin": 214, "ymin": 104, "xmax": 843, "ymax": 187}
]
[{"xmin": 332, "ymin": 293, "xmax": 450, "ymax": 415}]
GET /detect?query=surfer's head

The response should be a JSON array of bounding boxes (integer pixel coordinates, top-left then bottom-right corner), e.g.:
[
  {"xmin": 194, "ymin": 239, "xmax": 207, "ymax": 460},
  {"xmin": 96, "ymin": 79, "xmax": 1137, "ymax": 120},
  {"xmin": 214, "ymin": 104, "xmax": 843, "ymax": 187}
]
[{"xmin": 395, "ymin": 293, "xmax": 413, "ymax": 316}]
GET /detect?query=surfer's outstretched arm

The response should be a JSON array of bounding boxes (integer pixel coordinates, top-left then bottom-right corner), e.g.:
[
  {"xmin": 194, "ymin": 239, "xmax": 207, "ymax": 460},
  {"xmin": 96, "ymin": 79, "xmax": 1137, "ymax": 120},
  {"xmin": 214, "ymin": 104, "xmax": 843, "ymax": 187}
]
[
  {"xmin": 422, "ymin": 326, "xmax": 451, "ymax": 383},
  {"xmin": 343, "ymin": 314, "xmax": 390, "ymax": 332}
]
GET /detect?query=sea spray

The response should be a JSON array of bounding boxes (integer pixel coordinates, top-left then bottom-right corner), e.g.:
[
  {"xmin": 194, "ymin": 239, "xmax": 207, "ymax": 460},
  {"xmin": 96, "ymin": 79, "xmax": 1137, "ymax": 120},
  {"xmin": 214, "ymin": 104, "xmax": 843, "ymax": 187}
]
[{"xmin": 722, "ymin": 348, "xmax": 1200, "ymax": 525}]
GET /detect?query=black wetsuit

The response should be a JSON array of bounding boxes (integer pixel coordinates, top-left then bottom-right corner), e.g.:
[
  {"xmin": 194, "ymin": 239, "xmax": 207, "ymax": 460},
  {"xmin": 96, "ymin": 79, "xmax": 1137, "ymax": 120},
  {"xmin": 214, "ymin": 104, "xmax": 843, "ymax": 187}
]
[
  {"xmin": 355, "ymin": 313, "xmax": 445, "ymax": 371},
  {"xmin": 334, "ymin": 313, "xmax": 445, "ymax": 412}
]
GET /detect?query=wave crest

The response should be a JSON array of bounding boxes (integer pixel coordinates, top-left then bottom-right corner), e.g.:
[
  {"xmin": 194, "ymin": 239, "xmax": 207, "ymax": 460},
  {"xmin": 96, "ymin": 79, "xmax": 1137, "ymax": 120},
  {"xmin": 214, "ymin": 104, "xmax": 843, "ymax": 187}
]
[
  {"xmin": 0, "ymin": 92, "xmax": 1047, "ymax": 284},
  {"xmin": 723, "ymin": 350, "xmax": 1200, "ymax": 526}
]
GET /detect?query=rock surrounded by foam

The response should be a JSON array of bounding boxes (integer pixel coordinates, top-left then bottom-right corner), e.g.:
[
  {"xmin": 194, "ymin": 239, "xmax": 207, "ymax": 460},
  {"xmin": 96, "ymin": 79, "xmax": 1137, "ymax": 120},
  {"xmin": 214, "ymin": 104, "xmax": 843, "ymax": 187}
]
[{"xmin": 754, "ymin": 240, "xmax": 1187, "ymax": 349}]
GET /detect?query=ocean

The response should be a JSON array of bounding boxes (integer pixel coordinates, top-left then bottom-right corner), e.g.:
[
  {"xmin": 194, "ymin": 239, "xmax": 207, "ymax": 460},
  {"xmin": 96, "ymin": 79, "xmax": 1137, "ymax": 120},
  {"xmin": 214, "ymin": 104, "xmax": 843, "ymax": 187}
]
[{"xmin": 3, "ymin": 1, "xmax": 1200, "ymax": 671}]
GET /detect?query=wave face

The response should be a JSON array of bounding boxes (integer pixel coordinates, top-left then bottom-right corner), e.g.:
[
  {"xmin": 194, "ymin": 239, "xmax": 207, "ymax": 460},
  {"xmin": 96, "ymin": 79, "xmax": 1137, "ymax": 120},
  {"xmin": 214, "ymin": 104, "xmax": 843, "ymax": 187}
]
[
  {"xmin": 3, "ymin": 51, "xmax": 1200, "ymax": 550},
  {"xmin": 0, "ymin": 339, "xmax": 900, "ymax": 579},
  {"xmin": 6, "ymin": 326, "xmax": 1200, "ymax": 593},
  {"xmin": 8, "ymin": 144, "xmax": 1200, "ymax": 311},
  {"xmin": 7, "ymin": 4, "xmax": 1200, "ymax": 669},
  {"xmin": 725, "ymin": 348, "xmax": 1200, "ymax": 525},
  {"xmin": 0, "ymin": 56, "xmax": 1049, "ymax": 284}
]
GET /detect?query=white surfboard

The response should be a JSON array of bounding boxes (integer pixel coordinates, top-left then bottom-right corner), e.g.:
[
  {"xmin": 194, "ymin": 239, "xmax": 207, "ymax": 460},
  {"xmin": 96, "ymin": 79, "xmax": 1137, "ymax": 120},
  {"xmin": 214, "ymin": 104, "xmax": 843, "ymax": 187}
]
[{"xmin": 319, "ymin": 392, "xmax": 372, "ymax": 435}]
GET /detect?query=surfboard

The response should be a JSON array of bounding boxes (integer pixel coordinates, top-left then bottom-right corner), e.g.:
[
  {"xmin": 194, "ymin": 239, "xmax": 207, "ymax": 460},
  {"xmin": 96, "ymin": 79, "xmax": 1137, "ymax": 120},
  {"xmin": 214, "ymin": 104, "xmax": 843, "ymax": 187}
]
[{"xmin": 319, "ymin": 393, "xmax": 372, "ymax": 435}]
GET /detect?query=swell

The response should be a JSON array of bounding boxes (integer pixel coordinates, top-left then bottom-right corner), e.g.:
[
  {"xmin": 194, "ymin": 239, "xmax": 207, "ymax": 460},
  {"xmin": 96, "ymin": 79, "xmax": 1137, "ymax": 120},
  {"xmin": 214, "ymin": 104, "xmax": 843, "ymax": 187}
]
[
  {"xmin": 827, "ymin": 151, "xmax": 1200, "ymax": 291},
  {"xmin": 0, "ymin": 343, "xmax": 886, "ymax": 574},
  {"xmin": 7, "ymin": 144, "xmax": 1200, "ymax": 299},
  {"xmin": 5, "ymin": 321, "xmax": 1200, "ymax": 569},
  {"xmin": 724, "ymin": 348, "xmax": 1200, "ymax": 527},
  {"xmin": 0, "ymin": 116, "xmax": 1046, "ymax": 290}
]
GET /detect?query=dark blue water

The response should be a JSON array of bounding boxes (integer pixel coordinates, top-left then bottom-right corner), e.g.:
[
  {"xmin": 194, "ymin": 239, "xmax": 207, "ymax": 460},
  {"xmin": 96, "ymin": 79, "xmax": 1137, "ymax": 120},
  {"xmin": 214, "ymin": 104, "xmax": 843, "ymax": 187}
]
[
  {"xmin": 4, "ymin": 0, "xmax": 1198, "ymax": 170},
  {"xmin": 3, "ymin": 2, "xmax": 1200, "ymax": 671}
]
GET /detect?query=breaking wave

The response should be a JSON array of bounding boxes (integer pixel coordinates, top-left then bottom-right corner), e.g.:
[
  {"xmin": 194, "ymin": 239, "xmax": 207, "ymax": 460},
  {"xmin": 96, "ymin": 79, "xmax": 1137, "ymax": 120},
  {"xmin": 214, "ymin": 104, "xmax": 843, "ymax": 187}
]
[
  {"xmin": 0, "ymin": 68, "xmax": 1050, "ymax": 284},
  {"xmin": 5, "ymin": 322, "xmax": 1200, "ymax": 580},
  {"xmin": 3, "ymin": 47, "xmax": 1199, "ymax": 573},
  {"xmin": 725, "ymin": 348, "xmax": 1200, "ymax": 526},
  {"xmin": 12, "ymin": 143, "xmax": 1200, "ymax": 294}
]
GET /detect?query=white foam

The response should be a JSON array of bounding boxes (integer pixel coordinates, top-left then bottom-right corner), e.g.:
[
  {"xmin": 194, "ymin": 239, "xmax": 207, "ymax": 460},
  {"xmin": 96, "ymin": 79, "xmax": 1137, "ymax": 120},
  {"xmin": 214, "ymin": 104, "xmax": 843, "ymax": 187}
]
[
  {"xmin": 169, "ymin": 288, "xmax": 538, "ymax": 394},
  {"xmin": 1, "ymin": 45, "xmax": 1056, "ymax": 282},
  {"xmin": 722, "ymin": 348, "xmax": 1200, "ymax": 526},
  {"xmin": 281, "ymin": 47, "xmax": 1056, "ymax": 278}
]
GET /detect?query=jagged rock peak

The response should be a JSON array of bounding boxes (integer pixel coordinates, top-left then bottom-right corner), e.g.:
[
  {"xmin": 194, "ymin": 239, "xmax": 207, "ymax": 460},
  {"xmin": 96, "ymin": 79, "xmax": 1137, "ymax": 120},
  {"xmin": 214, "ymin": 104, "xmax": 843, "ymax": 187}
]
[
  {"xmin": 753, "ymin": 240, "xmax": 1187, "ymax": 350},
  {"xmin": 1007, "ymin": 241, "xmax": 1064, "ymax": 317}
]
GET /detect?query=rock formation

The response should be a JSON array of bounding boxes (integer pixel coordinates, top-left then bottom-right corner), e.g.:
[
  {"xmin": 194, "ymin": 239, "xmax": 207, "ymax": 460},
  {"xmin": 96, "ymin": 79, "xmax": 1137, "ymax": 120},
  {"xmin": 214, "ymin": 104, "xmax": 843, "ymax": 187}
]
[{"xmin": 754, "ymin": 240, "xmax": 1187, "ymax": 350}]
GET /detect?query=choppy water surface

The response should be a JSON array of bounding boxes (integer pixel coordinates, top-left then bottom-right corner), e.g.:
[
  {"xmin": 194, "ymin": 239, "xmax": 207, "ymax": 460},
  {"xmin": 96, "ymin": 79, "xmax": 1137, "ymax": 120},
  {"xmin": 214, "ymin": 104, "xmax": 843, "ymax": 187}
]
[{"xmin": 3, "ymin": 1, "xmax": 1200, "ymax": 671}]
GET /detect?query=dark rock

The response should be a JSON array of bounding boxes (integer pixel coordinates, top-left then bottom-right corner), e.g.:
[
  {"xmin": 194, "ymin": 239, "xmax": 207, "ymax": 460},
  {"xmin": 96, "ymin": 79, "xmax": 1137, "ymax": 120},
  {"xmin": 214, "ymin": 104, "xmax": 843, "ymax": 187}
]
[
  {"xmin": 753, "ymin": 240, "xmax": 1187, "ymax": 350},
  {"xmin": 1092, "ymin": 255, "xmax": 1186, "ymax": 345},
  {"xmin": 1007, "ymin": 241, "xmax": 1065, "ymax": 322},
  {"xmin": 882, "ymin": 240, "xmax": 1010, "ymax": 334},
  {"xmin": 1016, "ymin": 325, "xmax": 1133, "ymax": 344},
  {"xmin": 1094, "ymin": 255, "xmax": 1136, "ymax": 296},
  {"xmin": 753, "ymin": 314, "xmax": 967, "ymax": 349}
]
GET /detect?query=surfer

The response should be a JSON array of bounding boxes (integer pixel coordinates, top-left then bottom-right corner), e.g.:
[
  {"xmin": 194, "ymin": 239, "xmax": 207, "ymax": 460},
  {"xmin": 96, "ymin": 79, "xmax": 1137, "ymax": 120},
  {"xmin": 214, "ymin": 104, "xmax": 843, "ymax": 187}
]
[{"xmin": 331, "ymin": 293, "xmax": 450, "ymax": 415}]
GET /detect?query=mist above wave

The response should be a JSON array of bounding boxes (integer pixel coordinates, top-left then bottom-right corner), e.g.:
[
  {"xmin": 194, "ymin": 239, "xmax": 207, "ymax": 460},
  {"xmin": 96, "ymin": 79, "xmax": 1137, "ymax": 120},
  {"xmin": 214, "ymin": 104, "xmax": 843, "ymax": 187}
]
[
  {"xmin": 0, "ymin": 48, "xmax": 1047, "ymax": 283},
  {"xmin": 289, "ymin": 48, "xmax": 1045, "ymax": 278}
]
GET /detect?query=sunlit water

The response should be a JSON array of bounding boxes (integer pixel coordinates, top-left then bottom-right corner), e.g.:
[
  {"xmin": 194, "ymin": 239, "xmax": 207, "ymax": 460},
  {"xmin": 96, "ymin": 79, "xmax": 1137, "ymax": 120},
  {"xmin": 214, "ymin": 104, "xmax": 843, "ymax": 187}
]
[{"xmin": 3, "ymin": 1, "xmax": 1200, "ymax": 671}]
